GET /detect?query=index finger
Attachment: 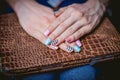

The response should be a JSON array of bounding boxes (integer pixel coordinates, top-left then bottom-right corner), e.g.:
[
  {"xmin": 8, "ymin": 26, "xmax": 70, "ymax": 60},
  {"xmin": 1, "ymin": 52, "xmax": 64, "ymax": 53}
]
[{"xmin": 44, "ymin": 8, "xmax": 71, "ymax": 37}]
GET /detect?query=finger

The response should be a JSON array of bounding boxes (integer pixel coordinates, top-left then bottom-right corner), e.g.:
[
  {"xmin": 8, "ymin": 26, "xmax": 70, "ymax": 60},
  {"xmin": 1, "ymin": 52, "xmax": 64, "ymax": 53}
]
[
  {"xmin": 49, "ymin": 15, "xmax": 79, "ymax": 42},
  {"xmin": 44, "ymin": 8, "xmax": 71, "ymax": 36},
  {"xmin": 37, "ymin": 28, "xmax": 59, "ymax": 50},
  {"xmin": 66, "ymin": 15, "xmax": 99, "ymax": 42},
  {"xmin": 55, "ymin": 7, "xmax": 67, "ymax": 17},
  {"xmin": 54, "ymin": 17, "xmax": 88, "ymax": 45},
  {"xmin": 67, "ymin": 42, "xmax": 82, "ymax": 53},
  {"xmin": 28, "ymin": 29, "xmax": 52, "ymax": 46},
  {"xmin": 49, "ymin": 40, "xmax": 82, "ymax": 53},
  {"xmin": 59, "ymin": 43, "xmax": 74, "ymax": 53},
  {"xmin": 61, "ymin": 40, "xmax": 82, "ymax": 53}
]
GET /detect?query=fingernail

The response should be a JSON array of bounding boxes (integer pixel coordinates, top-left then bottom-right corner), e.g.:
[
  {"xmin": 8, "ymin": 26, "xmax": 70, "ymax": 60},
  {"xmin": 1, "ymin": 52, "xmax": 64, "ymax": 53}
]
[
  {"xmin": 73, "ymin": 45, "xmax": 81, "ymax": 52},
  {"xmin": 44, "ymin": 30, "xmax": 50, "ymax": 36},
  {"xmin": 66, "ymin": 46, "xmax": 74, "ymax": 52},
  {"xmin": 50, "ymin": 40, "xmax": 58, "ymax": 46},
  {"xmin": 49, "ymin": 45, "xmax": 58, "ymax": 50},
  {"xmin": 65, "ymin": 38, "xmax": 72, "ymax": 43},
  {"xmin": 76, "ymin": 40, "xmax": 82, "ymax": 47},
  {"xmin": 45, "ymin": 38, "xmax": 52, "ymax": 46}
]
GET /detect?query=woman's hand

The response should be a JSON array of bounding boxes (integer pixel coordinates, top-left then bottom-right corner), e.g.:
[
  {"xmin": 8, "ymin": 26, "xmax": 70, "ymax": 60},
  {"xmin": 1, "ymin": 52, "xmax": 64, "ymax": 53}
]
[
  {"xmin": 6, "ymin": 0, "xmax": 81, "ymax": 53},
  {"xmin": 9, "ymin": 0, "xmax": 56, "ymax": 44},
  {"xmin": 45, "ymin": 0, "xmax": 105, "ymax": 46}
]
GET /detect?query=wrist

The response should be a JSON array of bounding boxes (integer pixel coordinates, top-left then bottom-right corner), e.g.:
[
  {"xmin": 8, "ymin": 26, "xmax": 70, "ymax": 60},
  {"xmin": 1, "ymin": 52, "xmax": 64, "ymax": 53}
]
[{"xmin": 82, "ymin": 0, "xmax": 105, "ymax": 15}]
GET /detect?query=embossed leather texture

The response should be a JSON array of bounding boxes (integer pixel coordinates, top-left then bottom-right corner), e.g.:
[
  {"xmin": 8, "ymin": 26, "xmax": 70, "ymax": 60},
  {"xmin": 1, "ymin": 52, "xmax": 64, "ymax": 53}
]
[{"xmin": 0, "ymin": 13, "xmax": 120, "ymax": 76}]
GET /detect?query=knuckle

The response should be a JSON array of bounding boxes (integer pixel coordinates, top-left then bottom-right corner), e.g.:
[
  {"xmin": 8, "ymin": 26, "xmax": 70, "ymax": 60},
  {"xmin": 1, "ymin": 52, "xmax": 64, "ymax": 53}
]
[
  {"xmin": 77, "ymin": 31, "xmax": 83, "ymax": 38},
  {"xmin": 69, "ymin": 6, "xmax": 75, "ymax": 11},
  {"xmin": 83, "ymin": 17, "xmax": 88, "ymax": 23},
  {"xmin": 68, "ymin": 6, "xmax": 83, "ymax": 17},
  {"xmin": 69, "ymin": 7, "xmax": 75, "ymax": 12},
  {"xmin": 75, "ymin": 11, "xmax": 81, "ymax": 15},
  {"xmin": 72, "ymin": 11, "xmax": 82, "ymax": 18}
]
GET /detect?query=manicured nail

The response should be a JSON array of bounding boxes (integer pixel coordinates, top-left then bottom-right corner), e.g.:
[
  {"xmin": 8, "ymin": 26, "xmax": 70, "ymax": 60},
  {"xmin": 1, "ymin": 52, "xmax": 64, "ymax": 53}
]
[
  {"xmin": 73, "ymin": 45, "xmax": 81, "ymax": 52},
  {"xmin": 76, "ymin": 40, "xmax": 82, "ymax": 47},
  {"xmin": 65, "ymin": 37, "xmax": 72, "ymax": 43},
  {"xmin": 45, "ymin": 38, "xmax": 51, "ymax": 46},
  {"xmin": 66, "ymin": 46, "xmax": 74, "ymax": 52},
  {"xmin": 50, "ymin": 40, "xmax": 58, "ymax": 46},
  {"xmin": 49, "ymin": 45, "xmax": 58, "ymax": 50},
  {"xmin": 44, "ymin": 30, "xmax": 50, "ymax": 36}
]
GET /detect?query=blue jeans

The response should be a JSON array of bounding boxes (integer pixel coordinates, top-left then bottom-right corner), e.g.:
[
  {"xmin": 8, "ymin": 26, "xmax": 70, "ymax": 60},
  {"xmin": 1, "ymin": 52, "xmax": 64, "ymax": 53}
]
[{"xmin": 20, "ymin": 65, "xmax": 97, "ymax": 80}]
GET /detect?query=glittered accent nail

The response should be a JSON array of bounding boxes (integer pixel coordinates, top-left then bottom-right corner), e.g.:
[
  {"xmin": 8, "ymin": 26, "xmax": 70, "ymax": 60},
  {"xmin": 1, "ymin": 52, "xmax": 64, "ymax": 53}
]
[
  {"xmin": 73, "ymin": 45, "xmax": 81, "ymax": 52},
  {"xmin": 76, "ymin": 40, "xmax": 82, "ymax": 47},
  {"xmin": 66, "ymin": 46, "xmax": 74, "ymax": 52},
  {"xmin": 50, "ymin": 40, "xmax": 58, "ymax": 45},
  {"xmin": 45, "ymin": 38, "xmax": 51, "ymax": 46},
  {"xmin": 44, "ymin": 30, "xmax": 50, "ymax": 36}
]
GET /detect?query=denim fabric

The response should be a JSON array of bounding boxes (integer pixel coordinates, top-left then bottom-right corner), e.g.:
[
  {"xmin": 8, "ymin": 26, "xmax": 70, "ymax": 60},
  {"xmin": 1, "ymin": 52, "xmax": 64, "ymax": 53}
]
[
  {"xmin": 22, "ymin": 72, "xmax": 56, "ymax": 80},
  {"xmin": 60, "ymin": 65, "xmax": 96, "ymax": 80},
  {"xmin": 36, "ymin": 0, "xmax": 87, "ymax": 8},
  {"xmin": 11, "ymin": 65, "xmax": 97, "ymax": 80}
]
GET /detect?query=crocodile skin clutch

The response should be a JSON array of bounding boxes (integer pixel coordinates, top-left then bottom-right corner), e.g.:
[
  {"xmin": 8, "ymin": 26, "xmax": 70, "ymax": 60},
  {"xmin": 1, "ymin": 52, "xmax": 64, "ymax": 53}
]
[{"xmin": 0, "ymin": 13, "xmax": 120, "ymax": 76}]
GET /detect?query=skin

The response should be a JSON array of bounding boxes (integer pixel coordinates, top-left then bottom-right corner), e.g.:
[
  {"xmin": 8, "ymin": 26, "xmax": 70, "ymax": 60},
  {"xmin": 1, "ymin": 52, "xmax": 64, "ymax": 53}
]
[
  {"xmin": 6, "ymin": 0, "xmax": 78, "ymax": 52},
  {"xmin": 6, "ymin": 0, "xmax": 109, "ymax": 52},
  {"xmin": 46, "ymin": 0, "xmax": 106, "ymax": 46}
]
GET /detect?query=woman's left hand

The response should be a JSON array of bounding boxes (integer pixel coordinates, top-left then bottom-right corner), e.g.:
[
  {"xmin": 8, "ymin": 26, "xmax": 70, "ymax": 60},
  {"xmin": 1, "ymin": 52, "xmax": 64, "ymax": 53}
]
[{"xmin": 45, "ymin": 0, "xmax": 105, "ymax": 46}]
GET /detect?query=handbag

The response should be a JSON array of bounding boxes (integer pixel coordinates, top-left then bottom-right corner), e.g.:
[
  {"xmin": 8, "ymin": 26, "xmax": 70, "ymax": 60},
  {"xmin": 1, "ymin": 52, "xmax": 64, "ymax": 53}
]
[{"xmin": 0, "ymin": 13, "xmax": 120, "ymax": 76}]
